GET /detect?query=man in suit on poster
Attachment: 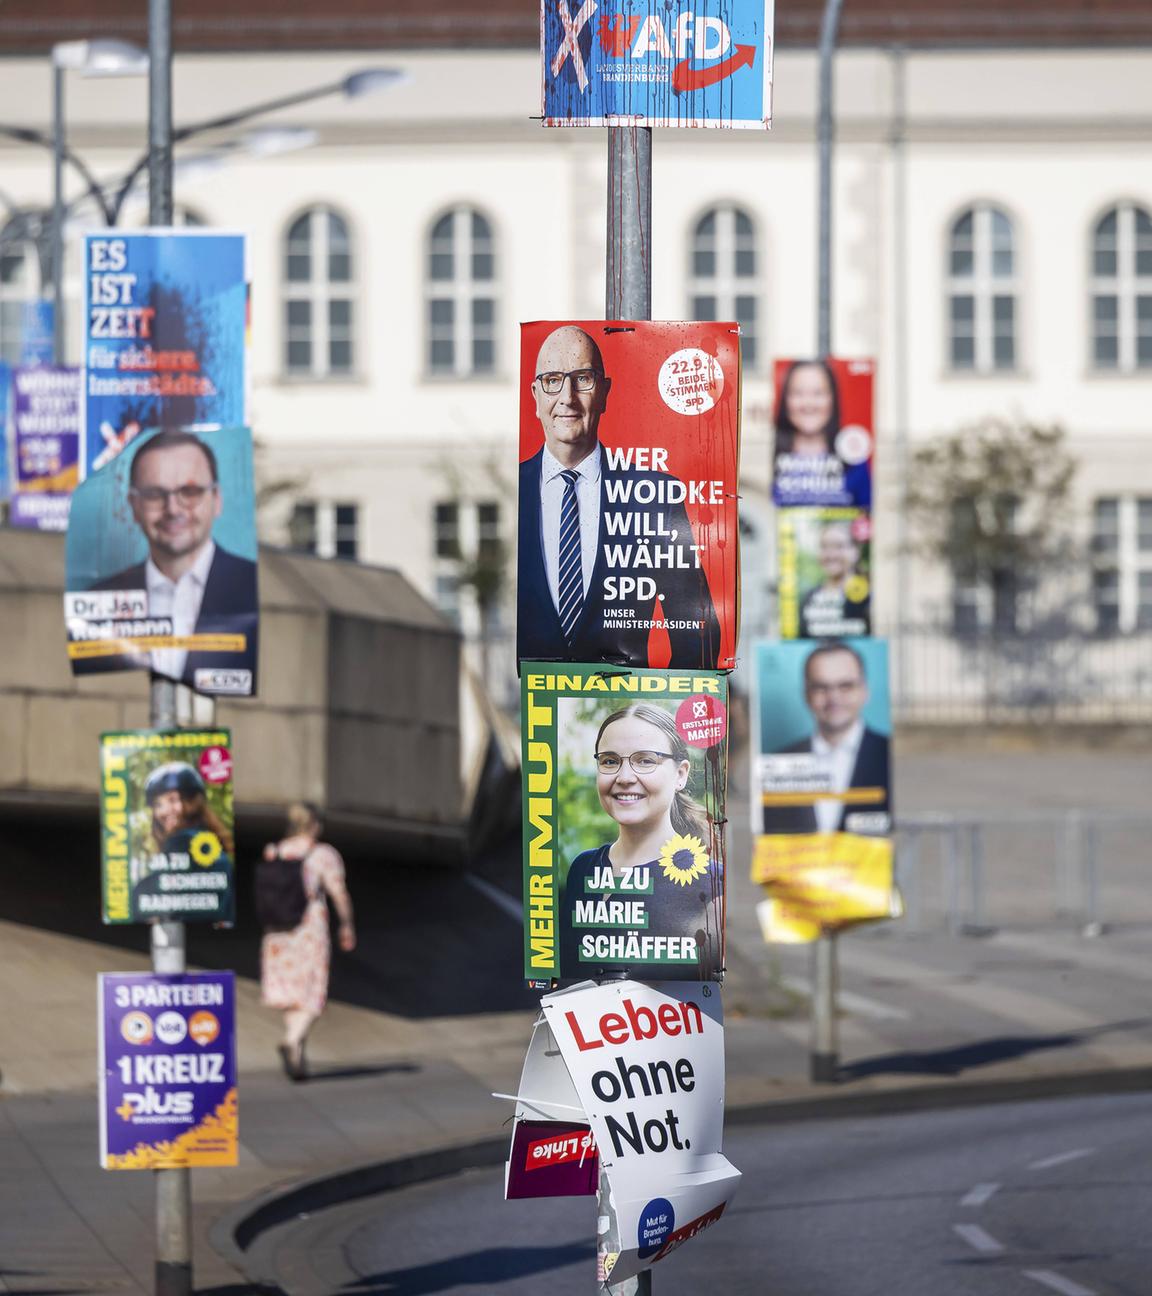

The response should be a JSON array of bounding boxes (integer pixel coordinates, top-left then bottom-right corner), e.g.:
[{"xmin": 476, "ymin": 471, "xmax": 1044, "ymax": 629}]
[
  {"xmin": 763, "ymin": 641, "xmax": 891, "ymax": 835},
  {"xmin": 517, "ymin": 324, "xmax": 720, "ymax": 666},
  {"xmin": 85, "ymin": 428, "xmax": 258, "ymax": 691}
]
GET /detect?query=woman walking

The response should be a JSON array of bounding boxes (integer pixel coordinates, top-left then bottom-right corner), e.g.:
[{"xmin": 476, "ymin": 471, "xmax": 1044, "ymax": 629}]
[{"xmin": 258, "ymin": 802, "xmax": 355, "ymax": 1081}]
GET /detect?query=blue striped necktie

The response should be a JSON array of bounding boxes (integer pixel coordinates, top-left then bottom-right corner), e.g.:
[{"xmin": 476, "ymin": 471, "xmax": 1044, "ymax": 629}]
[{"xmin": 557, "ymin": 468, "xmax": 585, "ymax": 644}]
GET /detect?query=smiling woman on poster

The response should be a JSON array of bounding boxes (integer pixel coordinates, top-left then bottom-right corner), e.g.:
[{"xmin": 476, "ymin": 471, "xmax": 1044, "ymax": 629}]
[
  {"xmin": 560, "ymin": 703, "xmax": 723, "ymax": 981},
  {"xmin": 772, "ymin": 359, "xmax": 872, "ymax": 508}
]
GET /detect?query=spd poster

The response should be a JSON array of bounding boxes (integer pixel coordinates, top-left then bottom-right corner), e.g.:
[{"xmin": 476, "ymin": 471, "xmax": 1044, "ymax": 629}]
[
  {"xmin": 99, "ymin": 729, "xmax": 235, "ymax": 925},
  {"xmin": 521, "ymin": 663, "xmax": 728, "ymax": 987},
  {"xmin": 542, "ymin": 0, "xmax": 773, "ymax": 129},
  {"xmin": 777, "ymin": 506, "xmax": 871, "ymax": 640},
  {"xmin": 82, "ymin": 230, "xmax": 248, "ymax": 478},
  {"xmin": 64, "ymin": 424, "xmax": 259, "ymax": 697},
  {"xmin": 518, "ymin": 321, "xmax": 740, "ymax": 671},
  {"xmin": 772, "ymin": 357, "xmax": 874, "ymax": 508},
  {"xmin": 9, "ymin": 365, "xmax": 80, "ymax": 532},
  {"xmin": 99, "ymin": 972, "xmax": 237, "ymax": 1169}
]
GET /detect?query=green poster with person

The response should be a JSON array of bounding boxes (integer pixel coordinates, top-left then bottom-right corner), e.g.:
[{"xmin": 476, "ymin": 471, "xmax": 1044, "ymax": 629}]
[
  {"xmin": 99, "ymin": 729, "xmax": 235, "ymax": 925},
  {"xmin": 521, "ymin": 663, "xmax": 728, "ymax": 989}
]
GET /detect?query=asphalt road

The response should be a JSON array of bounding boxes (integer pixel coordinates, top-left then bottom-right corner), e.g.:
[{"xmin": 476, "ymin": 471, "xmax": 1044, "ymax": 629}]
[{"xmin": 257, "ymin": 1092, "xmax": 1152, "ymax": 1296}]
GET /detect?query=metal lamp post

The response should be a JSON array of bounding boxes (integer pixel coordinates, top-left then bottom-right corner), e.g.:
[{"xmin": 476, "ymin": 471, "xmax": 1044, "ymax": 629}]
[{"xmin": 50, "ymin": 39, "xmax": 149, "ymax": 363}]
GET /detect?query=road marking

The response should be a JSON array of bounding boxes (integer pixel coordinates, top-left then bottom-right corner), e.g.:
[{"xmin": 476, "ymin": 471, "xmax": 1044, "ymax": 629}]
[
  {"xmin": 953, "ymin": 1223, "xmax": 1004, "ymax": 1253},
  {"xmin": 465, "ymin": 874, "xmax": 523, "ymax": 923},
  {"xmin": 1022, "ymin": 1269, "xmax": 1097, "ymax": 1296},
  {"xmin": 780, "ymin": 975, "xmax": 911, "ymax": 1021},
  {"xmin": 1029, "ymin": 1148, "xmax": 1094, "ymax": 1171},
  {"xmin": 961, "ymin": 1182, "xmax": 1000, "ymax": 1207}
]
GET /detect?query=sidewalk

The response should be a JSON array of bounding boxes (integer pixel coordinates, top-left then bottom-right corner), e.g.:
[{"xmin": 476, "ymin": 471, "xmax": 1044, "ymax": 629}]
[{"xmin": 4, "ymin": 908, "xmax": 1152, "ymax": 1294}]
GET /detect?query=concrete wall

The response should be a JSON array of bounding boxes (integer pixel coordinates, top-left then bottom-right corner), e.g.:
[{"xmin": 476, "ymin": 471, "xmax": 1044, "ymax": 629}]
[{"xmin": 0, "ymin": 527, "xmax": 463, "ymax": 859}]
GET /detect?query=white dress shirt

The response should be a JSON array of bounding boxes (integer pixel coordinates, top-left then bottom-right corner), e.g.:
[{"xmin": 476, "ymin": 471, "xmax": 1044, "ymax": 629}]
[
  {"xmin": 146, "ymin": 540, "xmax": 215, "ymax": 681},
  {"xmin": 541, "ymin": 443, "xmax": 601, "ymax": 614},
  {"xmin": 811, "ymin": 718, "xmax": 864, "ymax": 834}
]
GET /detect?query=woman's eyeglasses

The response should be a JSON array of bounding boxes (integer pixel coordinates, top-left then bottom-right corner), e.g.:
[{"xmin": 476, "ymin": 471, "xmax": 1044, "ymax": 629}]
[{"xmin": 595, "ymin": 751, "xmax": 676, "ymax": 775}]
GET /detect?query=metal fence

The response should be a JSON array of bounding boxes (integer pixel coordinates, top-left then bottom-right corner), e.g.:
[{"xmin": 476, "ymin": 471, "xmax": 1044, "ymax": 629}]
[
  {"xmin": 887, "ymin": 623, "xmax": 1152, "ymax": 724},
  {"xmin": 895, "ymin": 810, "xmax": 1152, "ymax": 934}
]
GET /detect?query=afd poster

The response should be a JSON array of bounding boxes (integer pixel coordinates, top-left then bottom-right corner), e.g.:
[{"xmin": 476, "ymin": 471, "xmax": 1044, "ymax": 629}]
[
  {"xmin": 772, "ymin": 358, "xmax": 874, "ymax": 508},
  {"xmin": 64, "ymin": 425, "xmax": 259, "ymax": 697},
  {"xmin": 9, "ymin": 365, "xmax": 80, "ymax": 532},
  {"xmin": 751, "ymin": 638, "xmax": 891, "ymax": 839},
  {"xmin": 99, "ymin": 972, "xmax": 237, "ymax": 1169},
  {"xmin": 542, "ymin": 0, "xmax": 773, "ymax": 129},
  {"xmin": 777, "ymin": 506, "xmax": 871, "ymax": 640},
  {"xmin": 99, "ymin": 729, "xmax": 235, "ymax": 925},
  {"xmin": 540, "ymin": 979, "xmax": 740, "ymax": 1284},
  {"xmin": 518, "ymin": 321, "xmax": 740, "ymax": 671},
  {"xmin": 81, "ymin": 230, "xmax": 248, "ymax": 478},
  {"xmin": 521, "ymin": 663, "xmax": 728, "ymax": 987}
]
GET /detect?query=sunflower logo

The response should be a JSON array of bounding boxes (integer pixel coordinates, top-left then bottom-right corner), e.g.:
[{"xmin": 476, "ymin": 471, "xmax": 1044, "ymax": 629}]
[
  {"xmin": 658, "ymin": 834, "xmax": 710, "ymax": 887},
  {"xmin": 189, "ymin": 831, "xmax": 222, "ymax": 867}
]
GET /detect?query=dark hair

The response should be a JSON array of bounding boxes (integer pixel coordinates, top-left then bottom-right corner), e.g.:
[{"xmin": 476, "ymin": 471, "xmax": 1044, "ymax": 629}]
[
  {"xmin": 803, "ymin": 641, "xmax": 867, "ymax": 686},
  {"xmin": 129, "ymin": 429, "xmax": 218, "ymax": 487},
  {"xmin": 145, "ymin": 762, "xmax": 205, "ymax": 803},
  {"xmin": 594, "ymin": 703, "xmax": 710, "ymax": 840},
  {"xmin": 773, "ymin": 359, "xmax": 841, "ymax": 456}
]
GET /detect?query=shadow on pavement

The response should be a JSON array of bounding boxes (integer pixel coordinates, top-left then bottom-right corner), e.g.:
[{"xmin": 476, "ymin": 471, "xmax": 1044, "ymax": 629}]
[
  {"xmin": 343, "ymin": 1242, "xmax": 595, "ymax": 1294},
  {"xmin": 303, "ymin": 1062, "xmax": 422, "ymax": 1082},
  {"xmin": 842, "ymin": 1018, "xmax": 1152, "ymax": 1079}
]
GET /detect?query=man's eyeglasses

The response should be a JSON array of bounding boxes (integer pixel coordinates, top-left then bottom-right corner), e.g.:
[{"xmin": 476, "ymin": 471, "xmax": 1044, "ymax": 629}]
[
  {"xmin": 595, "ymin": 751, "xmax": 676, "ymax": 775},
  {"xmin": 130, "ymin": 484, "xmax": 215, "ymax": 508},
  {"xmin": 535, "ymin": 368, "xmax": 602, "ymax": 395}
]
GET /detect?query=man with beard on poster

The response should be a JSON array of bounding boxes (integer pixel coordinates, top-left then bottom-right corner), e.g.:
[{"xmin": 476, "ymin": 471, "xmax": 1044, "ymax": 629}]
[
  {"xmin": 518, "ymin": 325, "xmax": 720, "ymax": 667},
  {"xmin": 87, "ymin": 429, "xmax": 258, "ymax": 691}
]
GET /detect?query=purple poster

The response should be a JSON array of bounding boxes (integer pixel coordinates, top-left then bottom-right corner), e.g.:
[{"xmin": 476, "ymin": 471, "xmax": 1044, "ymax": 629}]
[
  {"xmin": 10, "ymin": 364, "xmax": 80, "ymax": 531},
  {"xmin": 98, "ymin": 971, "xmax": 237, "ymax": 1170},
  {"xmin": 506, "ymin": 1120, "xmax": 599, "ymax": 1199}
]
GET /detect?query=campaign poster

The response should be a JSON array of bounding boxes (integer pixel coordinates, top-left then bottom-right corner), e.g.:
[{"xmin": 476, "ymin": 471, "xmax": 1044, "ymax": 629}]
[
  {"xmin": 9, "ymin": 365, "xmax": 80, "ymax": 531},
  {"xmin": 82, "ymin": 230, "xmax": 248, "ymax": 478},
  {"xmin": 99, "ymin": 728, "xmax": 235, "ymax": 926},
  {"xmin": 98, "ymin": 972, "xmax": 237, "ymax": 1170},
  {"xmin": 541, "ymin": 979, "xmax": 740, "ymax": 1284},
  {"xmin": 751, "ymin": 638, "xmax": 891, "ymax": 840},
  {"xmin": 20, "ymin": 300, "xmax": 55, "ymax": 366},
  {"xmin": 542, "ymin": 0, "xmax": 773, "ymax": 129},
  {"xmin": 771, "ymin": 357, "xmax": 874, "ymax": 508},
  {"xmin": 753, "ymin": 835, "xmax": 900, "ymax": 943},
  {"xmin": 0, "ymin": 362, "xmax": 9, "ymax": 500},
  {"xmin": 521, "ymin": 663, "xmax": 728, "ymax": 987},
  {"xmin": 64, "ymin": 424, "xmax": 259, "ymax": 698},
  {"xmin": 777, "ymin": 506, "xmax": 871, "ymax": 640},
  {"xmin": 518, "ymin": 320, "xmax": 740, "ymax": 671}
]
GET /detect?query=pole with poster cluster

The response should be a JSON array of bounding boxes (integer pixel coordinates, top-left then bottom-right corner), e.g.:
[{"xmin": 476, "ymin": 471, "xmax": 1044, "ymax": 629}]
[{"xmin": 505, "ymin": 4, "xmax": 773, "ymax": 1291}]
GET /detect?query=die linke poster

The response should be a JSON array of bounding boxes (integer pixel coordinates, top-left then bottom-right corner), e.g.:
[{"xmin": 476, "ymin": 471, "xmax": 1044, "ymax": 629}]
[{"xmin": 518, "ymin": 320, "xmax": 740, "ymax": 672}]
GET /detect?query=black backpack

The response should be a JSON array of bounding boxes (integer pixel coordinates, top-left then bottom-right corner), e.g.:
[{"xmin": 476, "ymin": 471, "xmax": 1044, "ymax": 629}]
[{"xmin": 254, "ymin": 851, "xmax": 310, "ymax": 932}]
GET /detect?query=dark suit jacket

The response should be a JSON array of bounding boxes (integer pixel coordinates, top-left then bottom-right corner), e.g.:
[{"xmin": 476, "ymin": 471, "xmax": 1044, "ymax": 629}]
[
  {"xmin": 517, "ymin": 448, "xmax": 721, "ymax": 667},
  {"xmin": 762, "ymin": 726, "xmax": 891, "ymax": 835},
  {"xmin": 80, "ymin": 545, "xmax": 259, "ymax": 692}
]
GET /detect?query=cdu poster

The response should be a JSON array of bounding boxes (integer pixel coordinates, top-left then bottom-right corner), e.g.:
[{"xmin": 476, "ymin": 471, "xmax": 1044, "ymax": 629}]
[
  {"xmin": 81, "ymin": 230, "xmax": 249, "ymax": 478},
  {"xmin": 9, "ymin": 365, "xmax": 80, "ymax": 531},
  {"xmin": 521, "ymin": 662, "xmax": 728, "ymax": 987},
  {"xmin": 64, "ymin": 424, "xmax": 259, "ymax": 697},
  {"xmin": 99, "ymin": 728, "xmax": 235, "ymax": 925},
  {"xmin": 518, "ymin": 320, "xmax": 740, "ymax": 671},
  {"xmin": 99, "ymin": 971, "xmax": 237, "ymax": 1169},
  {"xmin": 542, "ymin": 0, "xmax": 773, "ymax": 129}
]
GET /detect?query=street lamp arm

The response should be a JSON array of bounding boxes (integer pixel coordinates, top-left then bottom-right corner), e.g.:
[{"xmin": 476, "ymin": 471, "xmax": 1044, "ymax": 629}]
[
  {"xmin": 170, "ymin": 80, "xmax": 348, "ymax": 144},
  {"xmin": 0, "ymin": 124, "xmax": 114, "ymax": 224}
]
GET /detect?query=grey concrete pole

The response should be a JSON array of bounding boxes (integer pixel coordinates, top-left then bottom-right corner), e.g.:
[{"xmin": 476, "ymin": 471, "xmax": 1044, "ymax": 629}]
[
  {"xmin": 147, "ymin": 4, "xmax": 190, "ymax": 1293},
  {"xmin": 599, "ymin": 122, "xmax": 654, "ymax": 1295},
  {"xmin": 816, "ymin": 0, "xmax": 844, "ymax": 358},
  {"xmin": 810, "ymin": 931, "xmax": 839, "ymax": 1083},
  {"xmin": 52, "ymin": 64, "xmax": 65, "ymax": 363}
]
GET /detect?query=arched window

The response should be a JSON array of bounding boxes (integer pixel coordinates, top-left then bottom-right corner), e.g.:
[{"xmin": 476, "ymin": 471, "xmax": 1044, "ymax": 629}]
[
  {"xmin": 426, "ymin": 205, "xmax": 497, "ymax": 377},
  {"xmin": 1091, "ymin": 203, "xmax": 1152, "ymax": 371},
  {"xmin": 283, "ymin": 206, "xmax": 355, "ymax": 377},
  {"xmin": 946, "ymin": 205, "xmax": 1017, "ymax": 372},
  {"xmin": 0, "ymin": 214, "xmax": 44, "ymax": 365},
  {"xmin": 688, "ymin": 205, "xmax": 760, "ymax": 369}
]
